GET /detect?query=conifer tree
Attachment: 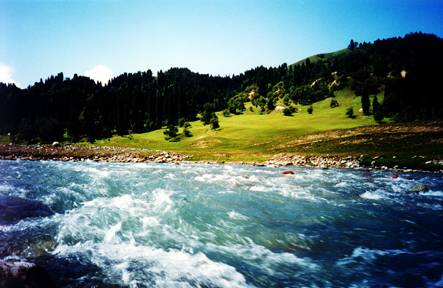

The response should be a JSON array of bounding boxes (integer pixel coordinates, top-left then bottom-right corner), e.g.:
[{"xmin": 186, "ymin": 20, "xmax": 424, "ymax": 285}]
[
  {"xmin": 210, "ymin": 114, "xmax": 220, "ymax": 130},
  {"xmin": 361, "ymin": 94, "xmax": 370, "ymax": 115},
  {"xmin": 372, "ymin": 96, "xmax": 383, "ymax": 123}
]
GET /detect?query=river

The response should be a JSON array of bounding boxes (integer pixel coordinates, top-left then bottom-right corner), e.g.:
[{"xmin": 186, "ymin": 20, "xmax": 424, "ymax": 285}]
[{"xmin": 0, "ymin": 160, "xmax": 442, "ymax": 287}]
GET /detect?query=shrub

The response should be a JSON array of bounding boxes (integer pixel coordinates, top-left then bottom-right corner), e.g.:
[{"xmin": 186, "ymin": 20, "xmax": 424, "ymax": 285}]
[
  {"xmin": 227, "ymin": 93, "xmax": 246, "ymax": 114},
  {"xmin": 283, "ymin": 95, "xmax": 291, "ymax": 106},
  {"xmin": 266, "ymin": 96, "xmax": 277, "ymax": 112},
  {"xmin": 307, "ymin": 106, "xmax": 313, "ymax": 114},
  {"xmin": 330, "ymin": 99, "xmax": 339, "ymax": 108},
  {"xmin": 252, "ymin": 96, "xmax": 266, "ymax": 113},
  {"xmin": 163, "ymin": 125, "xmax": 178, "ymax": 141},
  {"xmin": 183, "ymin": 127, "xmax": 192, "ymax": 137},
  {"xmin": 210, "ymin": 115, "xmax": 220, "ymax": 130},
  {"xmin": 283, "ymin": 106, "xmax": 297, "ymax": 116},
  {"xmin": 178, "ymin": 117, "xmax": 185, "ymax": 127},
  {"xmin": 201, "ymin": 103, "xmax": 215, "ymax": 125},
  {"xmin": 346, "ymin": 107, "xmax": 356, "ymax": 119},
  {"xmin": 183, "ymin": 122, "xmax": 192, "ymax": 137},
  {"xmin": 222, "ymin": 109, "xmax": 230, "ymax": 117}
]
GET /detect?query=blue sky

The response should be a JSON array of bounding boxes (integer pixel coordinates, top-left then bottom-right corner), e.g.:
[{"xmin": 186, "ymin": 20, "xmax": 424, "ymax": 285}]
[{"xmin": 1, "ymin": 0, "xmax": 442, "ymax": 87}]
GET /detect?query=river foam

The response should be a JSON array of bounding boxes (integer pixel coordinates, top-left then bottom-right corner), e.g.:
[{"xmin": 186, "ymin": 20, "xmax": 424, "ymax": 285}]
[{"xmin": 53, "ymin": 242, "xmax": 250, "ymax": 288}]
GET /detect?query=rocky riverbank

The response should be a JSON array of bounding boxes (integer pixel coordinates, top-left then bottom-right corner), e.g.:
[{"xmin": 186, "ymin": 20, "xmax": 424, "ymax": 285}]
[
  {"xmin": 0, "ymin": 144, "xmax": 441, "ymax": 172},
  {"xmin": 0, "ymin": 144, "xmax": 188, "ymax": 164},
  {"xmin": 265, "ymin": 154, "xmax": 361, "ymax": 169},
  {"xmin": 264, "ymin": 153, "xmax": 443, "ymax": 172}
]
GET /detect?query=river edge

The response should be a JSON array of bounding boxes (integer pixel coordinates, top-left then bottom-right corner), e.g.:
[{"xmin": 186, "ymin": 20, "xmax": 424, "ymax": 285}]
[{"xmin": 0, "ymin": 143, "xmax": 441, "ymax": 173}]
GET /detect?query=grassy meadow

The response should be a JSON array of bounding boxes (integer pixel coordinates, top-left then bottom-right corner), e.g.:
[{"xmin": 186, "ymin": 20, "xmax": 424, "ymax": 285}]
[{"xmin": 93, "ymin": 89, "xmax": 384, "ymax": 161}]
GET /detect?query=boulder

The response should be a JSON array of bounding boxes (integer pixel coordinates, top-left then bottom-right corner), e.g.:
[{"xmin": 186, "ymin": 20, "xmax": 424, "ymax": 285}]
[
  {"xmin": 0, "ymin": 232, "xmax": 56, "ymax": 258},
  {"xmin": 0, "ymin": 196, "xmax": 54, "ymax": 225},
  {"xmin": 274, "ymin": 105, "xmax": 285, "ymax": 112},
  {"xmin": 411, "ymin": 184, "xmax": 429, "ymax": 193},
  {"xmin": 0, "ymin": 257, "xmax": 55, "ymax": 288}
]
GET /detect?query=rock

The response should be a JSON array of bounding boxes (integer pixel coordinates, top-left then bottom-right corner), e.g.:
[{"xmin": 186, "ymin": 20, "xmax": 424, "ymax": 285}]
[
  {"xmin": 51, "ymin": 141, "xmax": 60, "ymax": 147},
  {"xmin": 281, "ymin": 170, "xmax": 295, "ymax": 175},
  {"xmin": 0, "ymin": 196, "xmax": 54, "ymax": 225},
  {"xmin": 0, "ymin": 257, "xmax": 55, "ymax": 288},
  {"xmin": 0, "ymin": 232, "xmax": 57, "ymax": 258},
  {"xmin": 411, "ymin": 184, "xmax": 429, "ymax": 193}
]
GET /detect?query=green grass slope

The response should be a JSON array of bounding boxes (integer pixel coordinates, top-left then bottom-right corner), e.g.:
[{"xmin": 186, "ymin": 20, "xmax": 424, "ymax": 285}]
[
  {"xmin": 94, "ymin": 89, "xmax": 381, "ymax": 161},
  {"xmin": 292, "ymin": 48, "xmax": 350, "ymax": 66}
]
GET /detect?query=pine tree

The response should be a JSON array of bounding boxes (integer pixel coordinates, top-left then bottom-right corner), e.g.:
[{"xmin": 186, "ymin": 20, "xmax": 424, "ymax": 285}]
[
  {"xmin": 348, "ymin": 39, "xmax": 357, "ymax": 50},
  {"xmin": 210, "ymin": 114, "xmax": 220, "ymax": 130},
  {"xmin": 361, "ymin": 94, "xmax": 370, "ymax": 115},
  {"xmin": 163, "ymin": 124, "xmax": 178, "ymax": 141},
  {"xmin": 372, "ymin": 96, "xmax": 383, "ymax": 123},
  {"xmin": 183, "ymin": 122, "xmax": 192, "ymax": 137},
  {"xmin": 201, "ymin": 103, "xmax": 215, "ymax": 125}
]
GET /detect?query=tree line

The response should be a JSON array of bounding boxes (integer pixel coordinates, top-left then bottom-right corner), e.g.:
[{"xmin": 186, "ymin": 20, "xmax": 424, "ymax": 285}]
[{"xmin": 0, "ymin": 32, "xmax": 442, "ymax": 143}]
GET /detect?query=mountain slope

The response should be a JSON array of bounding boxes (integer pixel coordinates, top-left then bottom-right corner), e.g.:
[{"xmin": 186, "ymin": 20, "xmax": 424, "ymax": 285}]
[
  {"xmin": 94, "ymin": 88, "xmax": 382, "ymax": 161},
  {"xmin": 292, "ymin": 48, "xmax": 350, "ymax": 66}
]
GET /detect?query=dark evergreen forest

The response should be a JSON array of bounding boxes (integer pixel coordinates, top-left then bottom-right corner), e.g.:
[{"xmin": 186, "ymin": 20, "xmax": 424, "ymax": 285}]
[{"xmin": 1, "ymin": 32, "xmax": 442, "ymax": 143}]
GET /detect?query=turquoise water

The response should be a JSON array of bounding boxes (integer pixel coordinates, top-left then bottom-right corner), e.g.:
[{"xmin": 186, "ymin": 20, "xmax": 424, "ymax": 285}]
[{"xmin": 1, "ymin": 160, "xmax": 443, "ymax": 287}]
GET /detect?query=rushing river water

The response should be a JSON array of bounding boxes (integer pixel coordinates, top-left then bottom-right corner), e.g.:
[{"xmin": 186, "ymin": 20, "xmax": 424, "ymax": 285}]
[{"xmin": 0, "ymin": 160, "xmax": 443, "ymax": 287}]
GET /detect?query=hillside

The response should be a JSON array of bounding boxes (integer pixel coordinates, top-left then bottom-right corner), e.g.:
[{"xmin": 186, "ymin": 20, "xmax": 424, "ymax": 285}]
[
  {"xmin": 292, "ymin": 48, "xmax": 350, "ymax": 66},
  {"xmin": 87, "ymin": 88, "xmax": 438, "ymax": 167},
  {"xmin": 91, "ymin": 89, "xmax": 374, "ymax": 159}
]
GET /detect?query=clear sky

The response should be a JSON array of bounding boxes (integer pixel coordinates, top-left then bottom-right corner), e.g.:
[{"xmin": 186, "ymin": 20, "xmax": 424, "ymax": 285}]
[{"xmin": 1, "ymin": 0, "xmax": 442, "ymax": 87}]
